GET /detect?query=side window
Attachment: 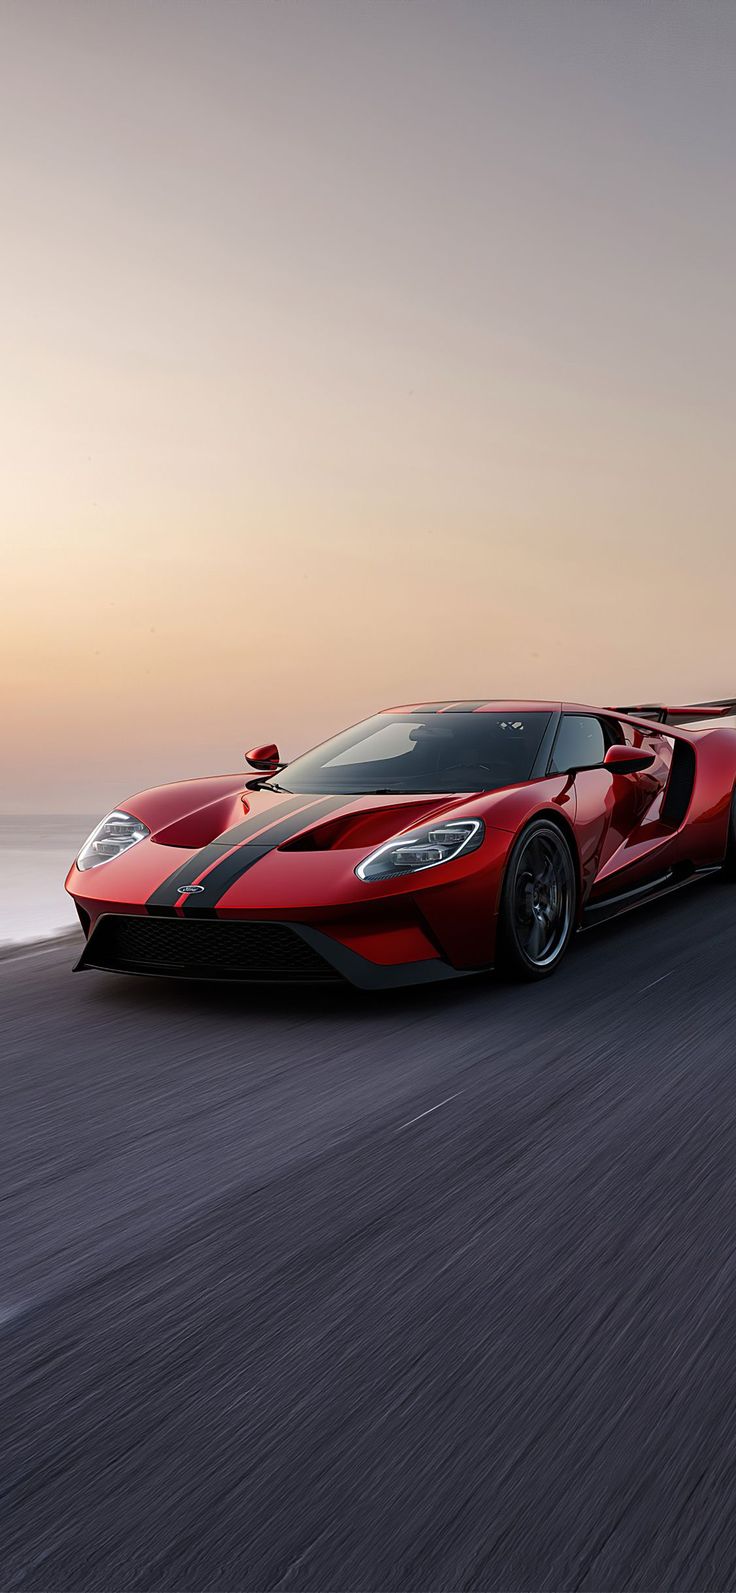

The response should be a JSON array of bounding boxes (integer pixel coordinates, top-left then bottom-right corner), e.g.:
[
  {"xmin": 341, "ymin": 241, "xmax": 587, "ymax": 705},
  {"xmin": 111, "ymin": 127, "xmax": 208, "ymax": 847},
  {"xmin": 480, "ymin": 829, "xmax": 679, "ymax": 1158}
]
[
  {"xmin": 549, "ymin": 715, "xmax": 607, "ymax": 774},
  {"xmin": 600, "ymin": 717, "xmax": 624, "ymax": 748}
]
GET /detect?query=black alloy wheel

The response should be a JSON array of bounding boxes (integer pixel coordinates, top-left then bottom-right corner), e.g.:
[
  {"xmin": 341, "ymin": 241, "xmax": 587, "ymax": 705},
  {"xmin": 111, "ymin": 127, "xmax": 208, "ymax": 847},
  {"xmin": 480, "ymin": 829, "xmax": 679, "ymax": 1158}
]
[{"xmin": 497, "ymin": 819, "xmax": 577, "ymax": 980}]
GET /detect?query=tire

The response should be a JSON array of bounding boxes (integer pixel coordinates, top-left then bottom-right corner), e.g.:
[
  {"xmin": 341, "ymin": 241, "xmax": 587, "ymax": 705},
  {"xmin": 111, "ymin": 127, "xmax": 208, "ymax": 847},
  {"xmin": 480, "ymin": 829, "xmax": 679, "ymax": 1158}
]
[
  {"xmin": 496, "ymin": 819, "xmax": 577, "ymax": 981},
  {"xmin": 722, "ymin": 787, "xmax": 736, "ymax": 880}
]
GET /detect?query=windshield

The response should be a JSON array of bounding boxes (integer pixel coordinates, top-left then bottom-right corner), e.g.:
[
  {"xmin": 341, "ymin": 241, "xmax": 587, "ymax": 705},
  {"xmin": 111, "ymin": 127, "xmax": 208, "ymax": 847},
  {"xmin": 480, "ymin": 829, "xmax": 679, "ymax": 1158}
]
[{"xmin": 266, "ymin": 712, "xmax": 553, "ymax": 795}]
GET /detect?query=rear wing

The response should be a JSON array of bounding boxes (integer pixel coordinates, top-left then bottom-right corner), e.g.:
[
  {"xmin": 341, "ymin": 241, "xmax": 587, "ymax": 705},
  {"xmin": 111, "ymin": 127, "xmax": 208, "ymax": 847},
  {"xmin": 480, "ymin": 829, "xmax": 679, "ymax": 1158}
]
[{"xmin": 613, "ymin": 698, "xmax": 736, "ymax": 726}]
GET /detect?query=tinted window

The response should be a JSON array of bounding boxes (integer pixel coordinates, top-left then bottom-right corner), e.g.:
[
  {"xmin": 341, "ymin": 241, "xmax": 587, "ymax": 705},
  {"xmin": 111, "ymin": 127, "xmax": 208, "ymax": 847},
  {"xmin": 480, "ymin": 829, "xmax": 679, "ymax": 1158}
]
[
  {"xmin": 549, "ymin": 715, "xmax": 606, "ymax": 774},
  {"xmin": 269, "ymin": 712, "xmax": 553, "ymax": 794}
]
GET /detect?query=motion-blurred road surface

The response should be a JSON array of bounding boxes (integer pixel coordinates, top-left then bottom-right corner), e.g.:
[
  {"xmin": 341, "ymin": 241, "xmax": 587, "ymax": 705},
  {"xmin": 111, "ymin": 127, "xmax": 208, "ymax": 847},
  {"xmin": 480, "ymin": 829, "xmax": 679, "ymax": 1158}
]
[{"xmin": 3, "ymin": 883, "xmax": 736, "ymax": 1590}]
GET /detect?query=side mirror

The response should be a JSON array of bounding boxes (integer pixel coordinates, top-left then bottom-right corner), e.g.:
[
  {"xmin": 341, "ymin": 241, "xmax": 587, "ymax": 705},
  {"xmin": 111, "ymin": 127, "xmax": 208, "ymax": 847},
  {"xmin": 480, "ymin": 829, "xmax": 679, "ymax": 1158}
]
[
  {"xmin": 603, "ymin": 744, "xmax": 656, "ymax": 775},
  {"xmin": 245, "ymin": 743, "xmax": 282, "ymax": 772}
]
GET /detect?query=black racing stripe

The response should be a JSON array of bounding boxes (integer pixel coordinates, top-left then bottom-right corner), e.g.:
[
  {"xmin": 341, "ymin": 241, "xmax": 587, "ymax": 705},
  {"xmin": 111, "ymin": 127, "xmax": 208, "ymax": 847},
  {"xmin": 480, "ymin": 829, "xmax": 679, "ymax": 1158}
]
[
  {"xmin": 182, "ymin": 796, "xmax": 347, "ymax": 915},
  {"xmin": 146, "ymin": 795, "xmax": 311, "ymax": 913},
  {"xmin": 432, "ymin": 701, "xmax": 491, "ymax": 713},
  {"xmin": 390, "ymin": 702, "xmax": 487, "ymax": 716},
  {"xmin": 389, "ymin": 704, "xmax": 451, "ymax": 715}
]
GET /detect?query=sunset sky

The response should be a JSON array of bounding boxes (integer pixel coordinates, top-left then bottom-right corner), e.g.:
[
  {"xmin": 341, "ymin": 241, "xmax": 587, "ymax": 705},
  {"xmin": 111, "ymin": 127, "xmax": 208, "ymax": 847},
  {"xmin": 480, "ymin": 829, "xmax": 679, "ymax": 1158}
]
[{"xmin": 2, "ymin": 0, "xmax": 736, "ymax": 811}]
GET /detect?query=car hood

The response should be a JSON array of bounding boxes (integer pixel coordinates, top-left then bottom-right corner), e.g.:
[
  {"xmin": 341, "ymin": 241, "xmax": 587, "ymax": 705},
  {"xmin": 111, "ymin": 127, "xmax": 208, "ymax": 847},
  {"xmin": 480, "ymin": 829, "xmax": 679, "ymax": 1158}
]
[
  {"xmin": 67, "ymin": 777, "xmax": 497, "ymax": 915},
  {"xmin": 131, "ymin": 778, "xmax": 476, "ymax": 852}
]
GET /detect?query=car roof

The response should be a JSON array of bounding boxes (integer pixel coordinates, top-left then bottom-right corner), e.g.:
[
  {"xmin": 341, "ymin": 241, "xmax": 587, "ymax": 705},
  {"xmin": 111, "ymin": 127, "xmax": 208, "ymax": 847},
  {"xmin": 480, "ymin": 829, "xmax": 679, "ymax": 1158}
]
[
  {"xmin": 382, "ymin": 699, "xmax": 567, "ymax": 714},
  {"xmin": 377, "ymin": 701, "xmax": 726, "ymax": 745}
]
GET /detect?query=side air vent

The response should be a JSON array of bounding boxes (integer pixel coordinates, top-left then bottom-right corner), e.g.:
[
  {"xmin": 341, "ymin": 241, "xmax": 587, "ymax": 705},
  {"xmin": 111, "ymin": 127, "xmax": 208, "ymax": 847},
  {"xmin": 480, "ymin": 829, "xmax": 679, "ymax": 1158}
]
[{"xmin": 661, "ymin": 741, "xmax": 696, "ymax": 828}]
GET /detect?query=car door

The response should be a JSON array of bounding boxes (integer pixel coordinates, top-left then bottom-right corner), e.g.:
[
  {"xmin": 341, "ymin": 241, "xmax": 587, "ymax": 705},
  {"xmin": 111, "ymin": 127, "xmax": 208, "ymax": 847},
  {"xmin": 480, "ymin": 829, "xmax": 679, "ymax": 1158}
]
[
  {"xmin": 548, "ymin": 713, "xmax": 671, "ymax": 900},
  {"xmin": 593, "ymin": 720, "xmax": 678, "ymax": 888}
]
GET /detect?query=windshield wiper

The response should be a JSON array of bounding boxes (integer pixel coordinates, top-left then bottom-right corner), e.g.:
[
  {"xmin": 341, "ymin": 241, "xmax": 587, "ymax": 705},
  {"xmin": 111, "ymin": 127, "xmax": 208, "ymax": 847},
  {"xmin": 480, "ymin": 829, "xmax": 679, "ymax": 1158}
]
[{"xmin": 248, "ymin": 778, "xmax": 292, "ymax": 793}]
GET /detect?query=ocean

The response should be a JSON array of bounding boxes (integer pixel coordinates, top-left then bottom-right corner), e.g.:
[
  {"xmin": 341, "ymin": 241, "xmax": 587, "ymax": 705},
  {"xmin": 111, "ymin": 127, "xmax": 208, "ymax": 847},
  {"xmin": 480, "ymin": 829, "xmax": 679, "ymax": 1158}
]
[{"xmin": 0, "ymin": 815, "xmax": 95, "ymax": 945}]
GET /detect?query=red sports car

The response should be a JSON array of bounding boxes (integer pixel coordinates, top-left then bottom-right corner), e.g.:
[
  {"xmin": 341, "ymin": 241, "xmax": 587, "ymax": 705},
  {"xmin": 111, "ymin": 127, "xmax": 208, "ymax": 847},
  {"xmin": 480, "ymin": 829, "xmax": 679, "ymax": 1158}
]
[{"xmin": 66, "ymin": 698, "xmax": 736, "ymax": 988}]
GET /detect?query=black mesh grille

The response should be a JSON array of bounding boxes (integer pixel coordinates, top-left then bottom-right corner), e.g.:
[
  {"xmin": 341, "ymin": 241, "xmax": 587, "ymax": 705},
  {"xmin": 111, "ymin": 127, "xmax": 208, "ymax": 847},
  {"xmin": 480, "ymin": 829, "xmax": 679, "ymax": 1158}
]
[{"xmin": 84, "ymin": 915, "xmax": 342, "ymax": 982}]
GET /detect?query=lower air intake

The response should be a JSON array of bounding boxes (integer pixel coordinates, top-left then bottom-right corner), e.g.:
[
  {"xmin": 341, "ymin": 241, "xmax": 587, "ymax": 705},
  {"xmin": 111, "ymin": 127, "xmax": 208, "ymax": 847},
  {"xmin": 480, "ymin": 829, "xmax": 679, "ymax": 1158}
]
[{"xmin": 83, "ymin": 915, "xmax": 342, "ymax": 982}]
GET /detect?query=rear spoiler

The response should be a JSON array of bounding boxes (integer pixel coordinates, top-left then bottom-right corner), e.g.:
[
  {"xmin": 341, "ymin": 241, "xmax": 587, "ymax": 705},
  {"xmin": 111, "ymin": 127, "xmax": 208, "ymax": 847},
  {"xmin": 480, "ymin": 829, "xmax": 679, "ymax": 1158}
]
[{"xmin": 612, "ymin": 698, "xmax": 736, "ymax": 726}]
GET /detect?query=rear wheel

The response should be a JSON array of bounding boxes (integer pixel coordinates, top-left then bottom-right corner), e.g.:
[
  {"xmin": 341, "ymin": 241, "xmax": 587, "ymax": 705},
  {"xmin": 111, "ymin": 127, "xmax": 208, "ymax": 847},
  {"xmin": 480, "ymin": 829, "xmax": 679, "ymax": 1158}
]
[
  {"xmin": 497, "ymin": 820, "xmax": 577, "ymax": 980},
  {"xmin": 722, "ymin": 787, "xmax": 736, "ymax": 880}
]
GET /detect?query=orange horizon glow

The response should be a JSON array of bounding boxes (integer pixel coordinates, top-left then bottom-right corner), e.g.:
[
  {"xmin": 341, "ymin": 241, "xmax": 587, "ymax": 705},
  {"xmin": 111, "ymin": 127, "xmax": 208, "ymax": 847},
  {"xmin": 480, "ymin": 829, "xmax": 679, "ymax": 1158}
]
[{"xmin": 3, "ymin": 1, "xmax": 736, "ymax": 811}]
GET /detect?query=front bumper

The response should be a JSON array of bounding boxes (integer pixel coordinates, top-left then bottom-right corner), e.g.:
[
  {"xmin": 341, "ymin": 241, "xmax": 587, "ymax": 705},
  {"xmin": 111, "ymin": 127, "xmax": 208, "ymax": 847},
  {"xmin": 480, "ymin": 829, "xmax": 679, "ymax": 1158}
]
[{"xmin": 76, "ymin": 912, "xmax": 486, "ymax": 990}]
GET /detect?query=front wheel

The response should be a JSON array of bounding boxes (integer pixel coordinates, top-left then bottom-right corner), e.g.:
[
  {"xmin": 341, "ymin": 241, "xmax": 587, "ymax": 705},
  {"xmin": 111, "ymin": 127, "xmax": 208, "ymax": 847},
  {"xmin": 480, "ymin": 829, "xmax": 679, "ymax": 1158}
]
[{"xmin": 496, "ymin": 820, "xmax": 577, "ymax": 980}]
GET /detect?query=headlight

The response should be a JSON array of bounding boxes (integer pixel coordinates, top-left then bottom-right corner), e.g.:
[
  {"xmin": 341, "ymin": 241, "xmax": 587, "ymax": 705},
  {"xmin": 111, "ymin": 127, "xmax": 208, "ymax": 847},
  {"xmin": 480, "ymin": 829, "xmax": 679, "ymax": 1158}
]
[
  {"xmin": 356, "ymin": 818, "xmax": 484, "ymax": 883},
  {"xmin": 77, "ymin": 810, "xmax": 150, "ymax": 871}
]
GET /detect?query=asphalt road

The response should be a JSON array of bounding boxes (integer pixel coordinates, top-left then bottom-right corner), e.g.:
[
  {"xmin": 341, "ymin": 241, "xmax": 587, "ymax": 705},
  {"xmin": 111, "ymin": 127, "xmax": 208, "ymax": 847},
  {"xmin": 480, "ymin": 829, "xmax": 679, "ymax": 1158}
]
[{"xmin": 3, "ymin": 882, "xmax": 736, "ymax": 1591}]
